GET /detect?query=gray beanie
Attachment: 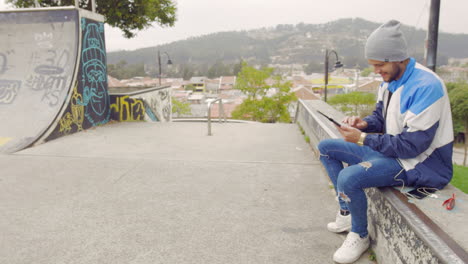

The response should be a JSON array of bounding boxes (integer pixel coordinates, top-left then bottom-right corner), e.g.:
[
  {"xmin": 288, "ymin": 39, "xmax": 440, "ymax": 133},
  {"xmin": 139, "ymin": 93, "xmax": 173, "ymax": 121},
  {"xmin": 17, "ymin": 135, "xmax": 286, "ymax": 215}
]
[{"xmin": 365, "ymin": 20, "xmax": 408, "ymax": 62}]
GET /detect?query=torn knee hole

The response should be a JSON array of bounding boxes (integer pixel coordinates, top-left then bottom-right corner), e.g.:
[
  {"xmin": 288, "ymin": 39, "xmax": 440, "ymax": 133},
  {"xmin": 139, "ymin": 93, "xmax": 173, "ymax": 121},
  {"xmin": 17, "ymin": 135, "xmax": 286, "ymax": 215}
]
[
  {"xmin": 359, "ymin": 161, "xmax": 372, "ymax": 170},
  {"xmin": 319, "ymin": 153, "xmax": 329, "ymax": 159},
  {"xmin": 339, "ymin": 192, "xmax": 351, "ymax": 203}
]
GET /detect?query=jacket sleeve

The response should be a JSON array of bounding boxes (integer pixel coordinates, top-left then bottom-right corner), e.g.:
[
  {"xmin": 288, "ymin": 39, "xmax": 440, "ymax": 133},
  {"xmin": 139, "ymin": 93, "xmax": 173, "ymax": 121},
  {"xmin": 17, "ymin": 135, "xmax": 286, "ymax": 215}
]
[
  {"xmin": 362, "ymin": 101, "xmax": 385, "ymax": 133},
  {"xmin": 364, "ymin": 122, "xmax": 438, "ymax": 158}
]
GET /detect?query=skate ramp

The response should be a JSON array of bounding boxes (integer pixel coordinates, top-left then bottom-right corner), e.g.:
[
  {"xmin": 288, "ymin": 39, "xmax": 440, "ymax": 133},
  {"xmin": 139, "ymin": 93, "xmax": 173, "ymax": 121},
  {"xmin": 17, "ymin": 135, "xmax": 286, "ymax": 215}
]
[
  {"xmin": 0, "ymin": 8, "xmax": 110, "ymax": 153},
  {"xmin": 0, "ymin": 9, "xmax": 79, "ymax": 153}
]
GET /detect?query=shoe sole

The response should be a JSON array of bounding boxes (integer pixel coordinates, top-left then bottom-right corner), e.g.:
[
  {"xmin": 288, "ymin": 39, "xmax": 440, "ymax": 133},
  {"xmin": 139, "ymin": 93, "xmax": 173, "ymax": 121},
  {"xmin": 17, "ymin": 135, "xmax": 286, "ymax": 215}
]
[
  {"xmin": 333, "ymin": 253, "xmax": 363, "ymax": 264},
  {"xmin": 333, "ymin": 242, "xmax": 370, "ymax": 264},
  {"xmin": 327, "ymin": 226, "xmax": 351, "ymax": 233},
  {"xmin": 333, "ymin": 241, "xmax": 370, "ymax": 264}
]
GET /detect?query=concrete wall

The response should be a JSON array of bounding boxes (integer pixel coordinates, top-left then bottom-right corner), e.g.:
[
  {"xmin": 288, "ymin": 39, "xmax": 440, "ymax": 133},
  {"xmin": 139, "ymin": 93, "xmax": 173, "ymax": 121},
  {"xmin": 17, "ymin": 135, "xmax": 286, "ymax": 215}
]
[
  {"xmin": 109, "ymin": 86, "xmax": 172, "ymax": 122},
  {"xmin": 295, "ymin": 99, "xmax": 468, "ymax": 264}
]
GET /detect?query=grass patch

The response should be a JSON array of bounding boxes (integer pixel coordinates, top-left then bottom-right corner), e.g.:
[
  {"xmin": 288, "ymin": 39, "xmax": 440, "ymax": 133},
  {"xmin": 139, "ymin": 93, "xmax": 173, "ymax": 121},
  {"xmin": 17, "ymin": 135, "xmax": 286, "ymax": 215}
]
[
  {"xmin": 297, "ymin": 123, "xmax": 305, "ymax": 135},
  {"xmin": 297, "ymin": 123, "xmax": 310, "ymax": 143},
  {"xmin": 368, "ymin": 248, "xmax": 377, "ymax": 262},
  {"xmin": 451, "ymin": 165, "xmax": 468, "ymax": 194}
]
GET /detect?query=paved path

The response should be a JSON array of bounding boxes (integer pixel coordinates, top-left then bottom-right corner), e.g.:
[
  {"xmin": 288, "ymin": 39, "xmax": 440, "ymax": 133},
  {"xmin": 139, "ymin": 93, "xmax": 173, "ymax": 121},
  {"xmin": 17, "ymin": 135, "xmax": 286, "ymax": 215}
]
[{"xmin": 0, "ymin": 122, "xmax": 373, "ymax": 264}]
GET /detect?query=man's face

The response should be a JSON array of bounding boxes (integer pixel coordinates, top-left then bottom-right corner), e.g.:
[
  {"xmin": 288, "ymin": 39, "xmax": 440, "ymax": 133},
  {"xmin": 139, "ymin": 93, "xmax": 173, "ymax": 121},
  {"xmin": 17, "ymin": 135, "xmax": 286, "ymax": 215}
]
[{"xmin": 367, "ymin": 59, "xmax": 404, "ymax": 82}]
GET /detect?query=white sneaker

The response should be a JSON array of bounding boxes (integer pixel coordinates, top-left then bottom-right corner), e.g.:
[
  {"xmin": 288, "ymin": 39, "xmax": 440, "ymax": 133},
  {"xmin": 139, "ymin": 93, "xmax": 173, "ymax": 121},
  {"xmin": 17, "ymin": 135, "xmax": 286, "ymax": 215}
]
[
  {"xmin": 327, "ymin": 211, "xmax": 351, "ymax": 233},
  {"xmin": 333, "ymin": 232, "xmax": 370, "ymax": 264}
]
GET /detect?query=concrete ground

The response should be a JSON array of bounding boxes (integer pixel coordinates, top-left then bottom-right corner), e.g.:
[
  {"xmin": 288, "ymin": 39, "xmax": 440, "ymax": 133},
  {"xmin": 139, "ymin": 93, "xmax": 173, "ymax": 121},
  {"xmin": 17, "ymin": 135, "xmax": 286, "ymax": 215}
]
[{"xmin": 0, "ymin": 122, "xmax": 374, "ymax": 264}]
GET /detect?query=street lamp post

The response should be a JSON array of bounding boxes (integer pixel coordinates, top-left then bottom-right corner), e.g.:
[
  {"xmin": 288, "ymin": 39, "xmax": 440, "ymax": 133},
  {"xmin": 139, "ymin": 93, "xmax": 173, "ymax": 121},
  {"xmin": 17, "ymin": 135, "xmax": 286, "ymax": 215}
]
[
  {"xmin": 426, "ymin": 0, "xmax": 440, "ymax": 72},
  {"xmin": 324, "ymin": 49, "xmax": 343, "ymax": 102},
  {"xmin": 158, "ymin": 50, "xmax": 173, "ymax": 86}
]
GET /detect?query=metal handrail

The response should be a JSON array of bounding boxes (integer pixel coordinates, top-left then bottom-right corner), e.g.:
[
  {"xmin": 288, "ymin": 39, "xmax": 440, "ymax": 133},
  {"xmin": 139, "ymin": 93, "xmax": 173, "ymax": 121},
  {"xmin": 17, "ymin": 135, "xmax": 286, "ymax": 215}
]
[{"xmin": 207, "ymin": 98, "xmax": 226, "ymax": 136}]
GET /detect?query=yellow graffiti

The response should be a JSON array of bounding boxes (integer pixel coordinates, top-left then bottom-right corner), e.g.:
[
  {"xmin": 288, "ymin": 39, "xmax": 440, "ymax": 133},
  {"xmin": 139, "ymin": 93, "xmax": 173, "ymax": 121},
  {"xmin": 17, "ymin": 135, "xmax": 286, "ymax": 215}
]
[
  {"xmin": 70, "ymin": 83, "xmax": 84, "ymax": 130},
  {"xmin": 0, "ymin": 137, "xmax": 13, "ymax": 146},
  {"xmin": 59, "ymin": 112, "xmax": 73, "ymax": 133},
  {"xmin": 58, "ymin": 83, "xmax": 84, "ymax": 134},
  {"xmin": 110, "ymin": 95, "xmax": 145, "ymax": 122}
]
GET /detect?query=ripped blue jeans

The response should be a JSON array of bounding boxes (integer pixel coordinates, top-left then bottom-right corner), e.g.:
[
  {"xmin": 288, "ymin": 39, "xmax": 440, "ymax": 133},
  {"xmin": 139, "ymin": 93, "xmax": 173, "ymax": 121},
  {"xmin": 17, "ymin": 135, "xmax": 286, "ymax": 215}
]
[{"xmin": 318, "ymin": 139, "xmax": 407, "ymax": 237}]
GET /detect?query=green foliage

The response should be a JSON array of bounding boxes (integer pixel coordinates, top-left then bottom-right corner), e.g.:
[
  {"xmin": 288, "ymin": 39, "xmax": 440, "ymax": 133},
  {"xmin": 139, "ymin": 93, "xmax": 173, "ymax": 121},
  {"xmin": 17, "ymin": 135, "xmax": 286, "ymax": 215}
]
[
  {"xmin": 235, "ymin": 63, "xmax": 274, "ymax": 99},
  {"xmin": 304, "ymin": 61, "xmax": 323, "ymax": 75},
  {"xmin": 298, "ymin": 123, "xmax": 305, "ymax": 135},
  {"xmin": 178, "ymin": 64, "xmax": 194, "ymax": 81},
  {"xmin": 231, "ymin": 63, "xmax": 297, "ymax": 123},
  {"xmin": 448, "ymin": 81, "xmax": 468, "ymax": 127},
  {"xmin": 107, "ymin": 60, "xmax": 147, "ymax": 79},
  {"xmin": 232, "ymin": 60, "xmax": 243, "ymax": 76},
  {"xmin": 368, "ymin": 249, "xmax": 377, "ymax": 262},
  {"xmin": 232, "ymin": 97, "xmax": 293, "ymax": 123},
  {"xmin": 452, "ymin": 165, "xmax": 468, "ymax": 194},
  {"xmin": 448, "ymin": 81, "xmax": 468, "ymax": 166},
  {"xmin": 184, "ymin": 84, "xmax": 196, "ymax": 91},
  {"xmin": 328, "ymin": 92, "xmax": 376, "ymax": 117},
  {"xmin": 360, "ymin": 67, "xmax": 373, "ymax": 77},
  {"xmin": 171, "ymin": 97, "xmax": 191, "ymax": 117},
  {"xmin": 7, "ymin": 0, "xmax": 177, "ymax": 38},
  {"xmin": 297, "ymin": 123, "xmax": 311, "ymax": 145},
  {"xmin": 207, "ymin": 61, "xmax": 233, "ymax": 79}
]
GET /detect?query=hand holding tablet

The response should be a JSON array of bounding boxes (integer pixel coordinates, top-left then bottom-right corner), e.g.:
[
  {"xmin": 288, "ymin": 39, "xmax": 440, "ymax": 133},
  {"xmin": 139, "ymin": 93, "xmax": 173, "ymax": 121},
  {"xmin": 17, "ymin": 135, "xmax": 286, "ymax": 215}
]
[{"xmin": 317, "ymin": 110, "xmax": 341, "ymax": 127}]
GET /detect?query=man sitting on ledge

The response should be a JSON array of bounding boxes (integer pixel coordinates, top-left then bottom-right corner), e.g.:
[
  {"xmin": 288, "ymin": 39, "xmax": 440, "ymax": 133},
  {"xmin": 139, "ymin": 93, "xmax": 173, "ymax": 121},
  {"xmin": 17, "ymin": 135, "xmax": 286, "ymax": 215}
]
[{"xmin": 317, "ymin": 20, "xmax": 454, "ymax": 264}]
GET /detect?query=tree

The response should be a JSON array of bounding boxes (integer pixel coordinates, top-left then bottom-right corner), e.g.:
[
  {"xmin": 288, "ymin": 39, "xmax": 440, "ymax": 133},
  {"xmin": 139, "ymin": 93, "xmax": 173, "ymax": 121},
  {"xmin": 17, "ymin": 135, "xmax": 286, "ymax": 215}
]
[
  {"xmin": 107, "ymin": 60, "xmax": 147, "ymax": 79},
  {"xmin": 448, "ymin": 81, "xmax": 468, "ymax": 166},
  {"xmin": 6, "ymin": 0, "xmax": 177, "ymax": 38},
  {"xmin": 184, "ymin": 84, "xmax": 195, "ymax": 91},
  {"xmin": 232, "ymin": 60, "xmax": 243, "ymax": 76},
  {"xmin": 172, "ymin": 97, "xmax": 191, "ymax": 118},
  {"xmin": 234, "ymin": 62, "xmax": 273, "ymax": 100},
  {"xmin": 360, "ymin": 67, "xmax": 373, "ymax": 77},
  {"xmin": 207, "ymin": 61, "xmax": 231, "ymax": 78},
  {"xmin": 231, "ymin": 63, "xmax": 297, "ymax": 123},
  {"xmin": 180, "ymin": 64, "xmax": 195, "ymax": 81},
  {"xmin": 304, "ymin": 61, "xmax": 322, "ymax": 75},
  {"xmin": 328, "ymin": 91, "xmax": 376, "ymax": 117}
]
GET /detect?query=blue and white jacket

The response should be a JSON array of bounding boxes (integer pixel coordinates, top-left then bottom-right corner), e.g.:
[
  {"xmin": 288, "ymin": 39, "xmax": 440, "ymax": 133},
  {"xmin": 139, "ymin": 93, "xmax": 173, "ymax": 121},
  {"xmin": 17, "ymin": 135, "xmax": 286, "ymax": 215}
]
[{"xmin": 362, "ymin": 58, "xmax": 453, "ymax": 189}]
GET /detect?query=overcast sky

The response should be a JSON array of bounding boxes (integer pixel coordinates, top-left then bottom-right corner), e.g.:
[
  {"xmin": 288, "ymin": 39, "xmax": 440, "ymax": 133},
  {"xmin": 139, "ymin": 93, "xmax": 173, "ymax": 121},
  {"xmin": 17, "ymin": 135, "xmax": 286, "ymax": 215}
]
[{"xmin": 1, "ymin": 0, "xmax": 468, "ymax": 52}]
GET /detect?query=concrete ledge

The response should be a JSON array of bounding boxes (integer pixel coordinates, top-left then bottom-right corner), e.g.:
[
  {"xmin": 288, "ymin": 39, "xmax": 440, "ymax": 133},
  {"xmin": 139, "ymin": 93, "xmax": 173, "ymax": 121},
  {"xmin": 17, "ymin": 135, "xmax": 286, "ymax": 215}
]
[
  {"xmin": 367, "ymin": 187, "xmax": 468, "ymax": 264},
  {"xmin": 172, "ymin": 118, "xmax": 258, "ymax": 124},
  {"xmin": 109, "ymin": 86, "xmax": 172, "ymax": 122},
  {"xmin": 295, "ymin": 99, "xmax": 468, "ymax": 264},
  {"xmin": 108, "ymin": 85, "xmax": 171, "ymax": 96}
]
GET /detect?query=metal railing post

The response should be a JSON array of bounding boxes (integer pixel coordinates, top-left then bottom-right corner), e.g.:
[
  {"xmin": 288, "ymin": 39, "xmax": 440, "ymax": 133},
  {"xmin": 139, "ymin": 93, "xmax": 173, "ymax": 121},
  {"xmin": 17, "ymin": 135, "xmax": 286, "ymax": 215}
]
[{"xmin": 207, "ymin": 98, "xmax": 226, "ymax": 136}]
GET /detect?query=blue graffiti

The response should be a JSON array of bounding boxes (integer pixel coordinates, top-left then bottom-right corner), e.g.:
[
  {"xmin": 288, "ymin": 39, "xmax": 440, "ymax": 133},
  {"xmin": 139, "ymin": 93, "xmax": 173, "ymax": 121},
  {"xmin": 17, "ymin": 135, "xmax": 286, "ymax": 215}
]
[
  {"xmin": 80, "ymin": 18, "xmax": 110, "ymax": 126},
  {"xmin": 144, "ymin": 101, "xmax": 159, "ymax": 121}
]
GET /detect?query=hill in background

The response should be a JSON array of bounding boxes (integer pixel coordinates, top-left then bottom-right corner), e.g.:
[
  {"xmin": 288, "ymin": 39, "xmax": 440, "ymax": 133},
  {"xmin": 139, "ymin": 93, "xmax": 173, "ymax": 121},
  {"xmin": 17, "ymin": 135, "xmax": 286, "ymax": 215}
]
[{"xmin": 107, "ymin": 18, "xmax": 468, "ymax": 77}]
